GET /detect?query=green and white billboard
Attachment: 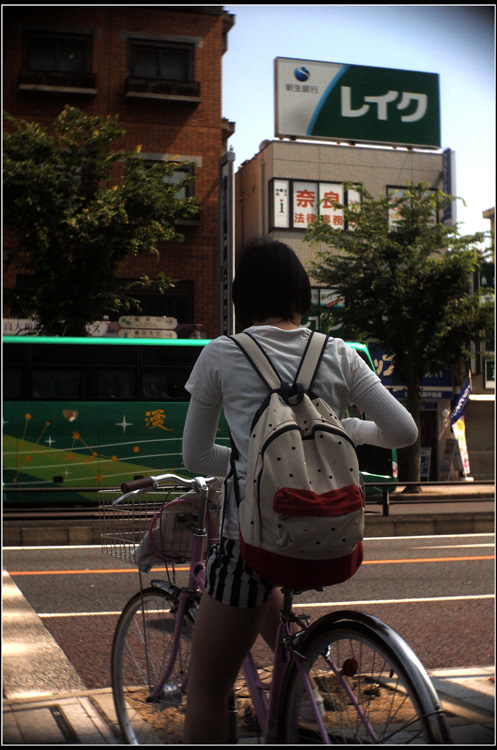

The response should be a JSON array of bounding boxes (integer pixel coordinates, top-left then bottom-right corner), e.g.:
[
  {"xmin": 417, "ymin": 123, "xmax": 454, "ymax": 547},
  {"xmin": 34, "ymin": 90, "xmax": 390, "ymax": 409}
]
[{"xmin": 275, "ymin": 58, "xmax": 441, "ymax": 149}]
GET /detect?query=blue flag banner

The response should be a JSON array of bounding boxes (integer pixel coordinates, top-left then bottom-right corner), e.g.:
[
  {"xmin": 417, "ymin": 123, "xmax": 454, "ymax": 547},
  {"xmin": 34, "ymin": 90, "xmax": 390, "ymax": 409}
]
[{"xmin": 450, "ymin": 375, "xmax": 472, "ymax": 425}]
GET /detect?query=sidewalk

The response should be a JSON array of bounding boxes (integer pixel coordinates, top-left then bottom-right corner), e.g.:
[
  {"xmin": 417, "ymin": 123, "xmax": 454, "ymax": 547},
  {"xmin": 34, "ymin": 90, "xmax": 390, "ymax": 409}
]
[
  {"xmin": 3, "ymin": 484, "xmax": 495, "ymax": 744},
  {"xmin": 364, "ymin": 481, "xmax": 494, "ymax": 537},
  {"xmin": 3, "ymin": 677, "xmax": 495, "ymax": 744}
]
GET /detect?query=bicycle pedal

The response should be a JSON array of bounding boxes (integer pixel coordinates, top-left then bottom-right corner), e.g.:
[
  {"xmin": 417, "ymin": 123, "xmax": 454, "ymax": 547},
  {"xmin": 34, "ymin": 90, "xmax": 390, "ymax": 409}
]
[{"xmin": 155, "ymin": 682, "xmax": 183, "ymax": 709}]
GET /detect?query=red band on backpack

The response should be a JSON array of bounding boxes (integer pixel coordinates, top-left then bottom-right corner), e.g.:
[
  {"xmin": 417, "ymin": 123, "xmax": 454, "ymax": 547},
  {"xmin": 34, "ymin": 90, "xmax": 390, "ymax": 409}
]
[
  {"xmin": 273, "ymin": 484, "xmax": 363, "ymax": 516},
  {"xmin": 240, "ymin": 536, "xmax": 363, "ymax": 590}
]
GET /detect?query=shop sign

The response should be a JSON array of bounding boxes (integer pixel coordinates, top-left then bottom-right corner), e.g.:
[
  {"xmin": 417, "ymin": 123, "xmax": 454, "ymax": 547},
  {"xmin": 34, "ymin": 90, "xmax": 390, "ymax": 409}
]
[
  {"xmin": 270, "ymin": 179, "xmax": 357, "ymax": 231},
  {"xmin": 370, "ymin": 346, "xmax": 452, "ymax": 399},
  {"xmin": 293, "ymin": 180, "xmax": 318, "ymax": 227},
  {"xmin": 273, "ymin": 179, "xmax": 290, "ymax": 228},
  {"xmin": 275, "ymin": 57, "xmax": 440, "ymax": 149},
  {"xmin": 118, "ymin": 315, "xmax": 177, "ymax": 330},
  {"xmin": 117, "ymin": 316, "xmax": 178, "ymax": 338},
  {"xmin": 442, "ymin": 148, "xmax": 457, "ymax": 225},
  {"xmin": 118, "ymin": 329, "xmax": 177, "ymax": 339}
]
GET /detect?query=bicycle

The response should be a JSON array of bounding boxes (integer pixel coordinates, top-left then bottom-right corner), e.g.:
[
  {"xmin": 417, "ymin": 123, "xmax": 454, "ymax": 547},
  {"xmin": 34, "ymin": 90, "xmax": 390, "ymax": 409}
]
[{"xmin": 100, "ymin": 472, "xmax": 452, "ymax": 745}]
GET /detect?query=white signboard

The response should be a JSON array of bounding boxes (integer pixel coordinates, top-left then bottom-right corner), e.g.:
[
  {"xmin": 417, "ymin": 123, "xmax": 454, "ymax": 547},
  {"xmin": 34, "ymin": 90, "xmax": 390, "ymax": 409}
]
[
  {"xmin": 118, "ymin": 329, "xmax": 177, "ymax": 339},
  {"xmin": 275, "ymin": 57, "xmax": 441, "ymax": 149},
  {"xmin": 319, "ymin": 183, "xmax": 344, "ymax": 228},
  {"xmin": 273, "ymin": 179, "xmax": 290, "ymax": 228},
  {"xmin": 118, "ymin": 315, "xmax": 177, "ymax": 330},
  {"xmin": 270, "ymin": 179, "xmax": 360, "ymax": 231},
  {"xmin": 293, "ymin": 181, "xmax": 318, "ymax": 228}
]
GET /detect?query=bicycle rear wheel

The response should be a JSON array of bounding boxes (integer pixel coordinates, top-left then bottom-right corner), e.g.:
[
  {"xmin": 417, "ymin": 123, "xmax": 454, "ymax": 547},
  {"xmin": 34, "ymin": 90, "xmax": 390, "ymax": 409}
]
[
  {"xmin": 279, "ymin": 610, "xmax": 451, "ymax": 745},
  {"xmin": 111, "ymin": 586, "xmax": 197, "ymax": 744}
]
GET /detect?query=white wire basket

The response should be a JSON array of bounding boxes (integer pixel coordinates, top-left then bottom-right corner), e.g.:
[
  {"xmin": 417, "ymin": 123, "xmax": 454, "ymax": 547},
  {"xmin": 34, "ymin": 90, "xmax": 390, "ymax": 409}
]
[{"xmin": 99, "ymin": 486, "xmax": 221, "ymax": 568}]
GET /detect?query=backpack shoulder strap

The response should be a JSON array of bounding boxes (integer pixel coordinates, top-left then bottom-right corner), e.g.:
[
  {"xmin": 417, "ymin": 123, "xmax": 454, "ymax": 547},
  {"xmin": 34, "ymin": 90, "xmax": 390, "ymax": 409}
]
[
  {"xmin": 230, "ymin": 332, "xmax": 281, "ymax": 390},
  {"xmin": 293, "ymin": 331, "xmax": 329, "ymax": 391},
  {"xmin": 230, "ymin": 330, "xmax": 329, "ymax": 392}
]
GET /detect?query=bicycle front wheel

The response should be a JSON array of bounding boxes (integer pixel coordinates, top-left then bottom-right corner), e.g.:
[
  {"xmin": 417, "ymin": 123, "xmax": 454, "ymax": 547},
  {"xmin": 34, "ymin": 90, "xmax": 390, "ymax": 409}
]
[
  {"xmin": 279, "ymin": 610, "xmax": 451, "ymax": 745},
  {"xmin": 111, "ymin": 586, "xmax": 197, "ymax": 744}
]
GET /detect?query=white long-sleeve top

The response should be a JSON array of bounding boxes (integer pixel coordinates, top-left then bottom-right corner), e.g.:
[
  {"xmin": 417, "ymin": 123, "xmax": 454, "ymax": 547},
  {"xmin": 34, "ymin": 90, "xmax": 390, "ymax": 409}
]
[{"xmin": 183, "ymin": 327, "xmax": 417, "ymax": 539}]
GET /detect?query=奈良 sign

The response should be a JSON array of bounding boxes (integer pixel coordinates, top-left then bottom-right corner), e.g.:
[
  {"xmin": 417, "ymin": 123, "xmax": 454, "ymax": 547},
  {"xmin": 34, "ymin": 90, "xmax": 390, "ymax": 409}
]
[{"xmin": 275, "ymin": 58, "xmax": 441, "ymax": 149}]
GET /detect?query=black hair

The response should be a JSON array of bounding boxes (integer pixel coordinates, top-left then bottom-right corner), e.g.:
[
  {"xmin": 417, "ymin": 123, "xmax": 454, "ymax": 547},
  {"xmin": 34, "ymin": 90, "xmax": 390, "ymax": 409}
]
[{"xmin": 232, "ymin": 237, "xmax": 311, "ymax": 330}]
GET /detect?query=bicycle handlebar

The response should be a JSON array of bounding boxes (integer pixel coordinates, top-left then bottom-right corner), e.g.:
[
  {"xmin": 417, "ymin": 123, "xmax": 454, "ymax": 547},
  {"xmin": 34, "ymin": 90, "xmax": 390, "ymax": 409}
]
[
  {"xmin": 120, "ymin": 473, "xmax": 219, "ymax": 495},
  {"xmin": 120, "ymin": 477, "xmax": 156, "ymax": 493}
]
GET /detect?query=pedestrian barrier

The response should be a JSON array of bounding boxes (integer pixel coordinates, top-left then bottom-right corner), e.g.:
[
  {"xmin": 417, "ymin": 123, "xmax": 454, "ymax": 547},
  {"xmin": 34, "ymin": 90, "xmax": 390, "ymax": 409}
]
[
  {"xmin": 367, "ymin": 480, "xmax": 495, "ymax": 516},
  {"xmin": 4, "ymin": 481, "xmax": 495, "ymax": 520}
]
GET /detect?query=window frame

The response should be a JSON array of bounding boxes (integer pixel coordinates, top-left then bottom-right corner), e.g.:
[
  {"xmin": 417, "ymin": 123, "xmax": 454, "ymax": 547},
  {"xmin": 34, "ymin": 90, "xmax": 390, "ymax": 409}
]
[
  {"xmin": 23, "ymin": 31, "xmax": 93, "ymax": 75},
  {"xmin": 128, "ymin": 39, "xmax": 194, "ymax": 83}
]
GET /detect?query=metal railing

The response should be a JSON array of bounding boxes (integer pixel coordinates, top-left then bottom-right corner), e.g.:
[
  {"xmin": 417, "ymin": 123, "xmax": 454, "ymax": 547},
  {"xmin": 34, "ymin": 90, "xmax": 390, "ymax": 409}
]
[
  {"xmin": 366, "ymin": 480, "xmax": 495, "ymax": 517},
  {"xmin": 3, "ymin": 481, "xmax": 495, "ymax": 519}
]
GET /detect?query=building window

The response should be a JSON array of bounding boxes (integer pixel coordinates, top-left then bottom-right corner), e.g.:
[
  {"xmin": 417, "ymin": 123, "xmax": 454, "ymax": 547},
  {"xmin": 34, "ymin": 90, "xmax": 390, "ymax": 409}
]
[
  {"xmin": 20, "ymin": 32, "xmax": 96, "ymax": 93},
  {"xmin": 161, "ymin": 164, "xmax": 195, "ymax": 200},
  {"xmin": 24, "ymin": 33, "xmax": 92, "ymax": 74},
  {"xmin": 143, "ymin": 160, "xmax": 197, "ymax": 219},
  {"xmin": 130, "ymin": 41, "xmax": 193, "ymax": 82},
  {"xmin": 126, "ymin": 40, "xmax": 200, "ymax": 102}
]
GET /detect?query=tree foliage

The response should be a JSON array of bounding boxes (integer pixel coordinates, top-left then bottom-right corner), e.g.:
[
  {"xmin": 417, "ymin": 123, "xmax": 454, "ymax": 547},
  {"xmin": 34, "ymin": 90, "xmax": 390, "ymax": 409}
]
[
  {"xmin": 3, "ymin": 106, "xmax": 199, "ymax": 335},
  {"xmin": 306, "ymin": 182, "xmax": 494, "ymax": 482}
]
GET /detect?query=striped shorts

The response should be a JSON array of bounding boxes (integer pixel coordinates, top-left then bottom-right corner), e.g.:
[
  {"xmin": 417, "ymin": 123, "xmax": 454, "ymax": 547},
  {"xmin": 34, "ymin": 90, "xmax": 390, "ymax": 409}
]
[{"xmin": 205, "ymin": 537, "xmax": 274, "ymax": 608}]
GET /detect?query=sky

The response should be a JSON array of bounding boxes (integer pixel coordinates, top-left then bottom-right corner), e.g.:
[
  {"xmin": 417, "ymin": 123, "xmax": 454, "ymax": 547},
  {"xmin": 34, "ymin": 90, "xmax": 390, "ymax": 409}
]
[{"xmin": 222, "ymin": 4, "xmax": 495, "ymax": 240}]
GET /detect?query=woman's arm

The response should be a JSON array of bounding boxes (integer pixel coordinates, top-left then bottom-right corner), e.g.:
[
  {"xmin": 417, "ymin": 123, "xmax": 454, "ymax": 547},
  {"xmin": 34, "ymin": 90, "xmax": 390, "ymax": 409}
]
[
  {"xmin": 342, "ymin": 380, "xmax": 418, "ymax": 448},
  {"xmin": 182, "ymin": 396, "xmax": 231, "ymax": 477}
]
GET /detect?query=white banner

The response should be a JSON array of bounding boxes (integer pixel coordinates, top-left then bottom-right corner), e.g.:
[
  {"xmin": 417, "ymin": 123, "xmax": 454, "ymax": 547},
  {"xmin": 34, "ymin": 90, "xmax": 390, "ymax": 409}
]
[
  {"xmin": 293, "ymin": 181, "xmax": 318, "ymax": 228},
  {"xmin": 273, "ymin": 179, "xmax": 290, "ymax": 228},
  {"xmin": 319, "ymin": 183, "xmax": 344, "ymax": 229}
]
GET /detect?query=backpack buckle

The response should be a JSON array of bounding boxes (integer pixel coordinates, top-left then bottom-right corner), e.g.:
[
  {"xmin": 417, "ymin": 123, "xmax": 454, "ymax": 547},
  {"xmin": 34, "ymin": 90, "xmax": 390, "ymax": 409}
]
[{"xmin": 279, "ymin": 381, "xmax": 305, "ymax": 405}]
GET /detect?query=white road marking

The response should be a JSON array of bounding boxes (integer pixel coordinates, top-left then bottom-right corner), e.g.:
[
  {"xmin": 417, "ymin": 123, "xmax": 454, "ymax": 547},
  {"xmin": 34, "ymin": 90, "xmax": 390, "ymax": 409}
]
[{"xmin": 38, "ymin": 593, "xmax": 494, "ymax": 617}]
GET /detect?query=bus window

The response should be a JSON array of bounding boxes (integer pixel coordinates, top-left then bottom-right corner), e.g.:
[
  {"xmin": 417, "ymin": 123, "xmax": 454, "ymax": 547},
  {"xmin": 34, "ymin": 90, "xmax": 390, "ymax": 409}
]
[
  {"xmin": 32, "ymin": 367, "xmax": 82, "ymax": 400},
  {"xmin": 92, "ymin": 368, "xmax": 136, "ymax": 399},
  {"xmin": 4, "ymin": 366, "xmax": 25, "ymax": 399},
  {"xmin": 141, "ymin": 368, "xmax": 169, "ymax": 400}
]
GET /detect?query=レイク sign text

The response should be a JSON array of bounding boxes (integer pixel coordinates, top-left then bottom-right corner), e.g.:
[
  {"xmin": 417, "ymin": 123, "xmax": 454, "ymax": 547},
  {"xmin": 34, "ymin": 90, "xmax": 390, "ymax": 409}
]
[{"xmin": 275, "ymin": 58, "xmax": 440, "ymax": 149}]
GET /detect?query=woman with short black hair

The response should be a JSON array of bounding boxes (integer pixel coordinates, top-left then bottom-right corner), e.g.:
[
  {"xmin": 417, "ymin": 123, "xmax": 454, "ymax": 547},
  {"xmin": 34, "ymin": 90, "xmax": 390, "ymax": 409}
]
[
  {"xmin": 232, "ymin": 237, "xmax": 312, "ymax": 330},
  {"xmin": 182, "ymin": 236, "xmax": 417, "ymax": 743}
]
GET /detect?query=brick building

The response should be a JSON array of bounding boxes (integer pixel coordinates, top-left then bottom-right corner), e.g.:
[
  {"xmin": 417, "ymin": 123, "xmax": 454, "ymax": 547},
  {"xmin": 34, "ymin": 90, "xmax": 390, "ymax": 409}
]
[{"xmin": 3, "ymin": 5, "xmax": 235, "ymax": 338}]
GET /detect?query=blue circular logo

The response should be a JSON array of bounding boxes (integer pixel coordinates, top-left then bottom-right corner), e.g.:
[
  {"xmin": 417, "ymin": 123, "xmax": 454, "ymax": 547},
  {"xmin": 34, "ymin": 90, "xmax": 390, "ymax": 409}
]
[{"xmin": 294, "ymin": 66, "xmax": 310, "ymax": 82}]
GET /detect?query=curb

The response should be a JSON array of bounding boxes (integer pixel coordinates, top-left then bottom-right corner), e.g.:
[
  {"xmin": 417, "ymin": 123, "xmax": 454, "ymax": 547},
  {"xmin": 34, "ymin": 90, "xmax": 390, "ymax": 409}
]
[
  {"xmin": 365, "ymin": 511, "xmax": 495, "ymax": 537},
  {"xmin": 4, "ymin": 515, "xmax": 495, "ymax": 547}
]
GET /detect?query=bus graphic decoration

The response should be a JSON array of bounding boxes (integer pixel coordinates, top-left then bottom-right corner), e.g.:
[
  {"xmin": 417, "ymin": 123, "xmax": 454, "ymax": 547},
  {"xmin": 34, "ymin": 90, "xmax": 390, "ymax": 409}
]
[
  {"xmin": 5, "ymin": 406, "xmax": 163, "ymax": 489},
  {"xmin": 275, "ymin": 58, "xmax": 441, "ymax": 149},
  {"xmin": 3, "ymin": 336, "xmax": 397, "ymax": 508}
]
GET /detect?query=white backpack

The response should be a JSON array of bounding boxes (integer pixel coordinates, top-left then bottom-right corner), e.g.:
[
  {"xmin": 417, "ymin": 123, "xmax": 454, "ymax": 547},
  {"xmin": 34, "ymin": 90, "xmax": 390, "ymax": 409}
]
[{"xmin": 229, "ymin": 331, "xmax": 364, "ymax": 591}]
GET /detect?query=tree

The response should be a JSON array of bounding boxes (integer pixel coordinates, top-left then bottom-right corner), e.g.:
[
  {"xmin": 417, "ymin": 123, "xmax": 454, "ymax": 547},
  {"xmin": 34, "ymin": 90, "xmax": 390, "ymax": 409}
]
[
  {"xmin": 306, "ymin": 182, "xmax": 494, "ymax": 484},
  {"xmin": 3, "ymin": 105, "xmax": 199, "ymax": 336}
]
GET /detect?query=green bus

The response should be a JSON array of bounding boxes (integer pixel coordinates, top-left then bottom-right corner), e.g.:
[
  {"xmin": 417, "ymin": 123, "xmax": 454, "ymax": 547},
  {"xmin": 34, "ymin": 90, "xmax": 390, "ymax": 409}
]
[{"xmin": 2, "ymin": 335, "xmax": 397, "ymax": 507}]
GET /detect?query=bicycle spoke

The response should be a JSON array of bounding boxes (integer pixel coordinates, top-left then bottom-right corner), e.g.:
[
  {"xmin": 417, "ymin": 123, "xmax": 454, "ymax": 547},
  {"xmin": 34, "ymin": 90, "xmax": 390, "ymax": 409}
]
[
  {"xmin": 280, "ymin": 619, "xmax": 450, "ymax": 744},
  {"xmin": 112, "ymin": 588, "xmax": 196, "ymax": 744}
]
